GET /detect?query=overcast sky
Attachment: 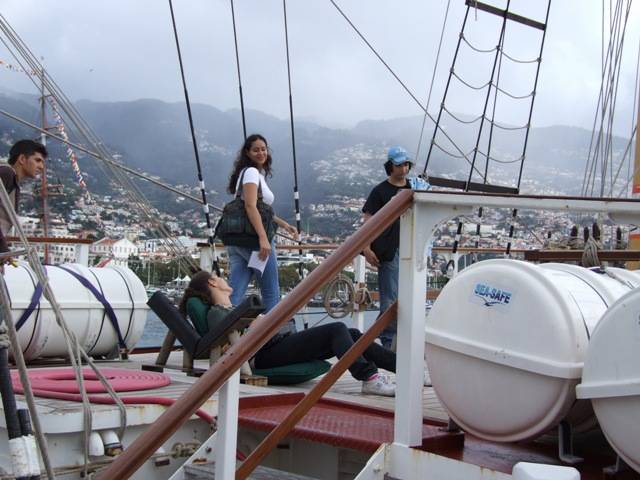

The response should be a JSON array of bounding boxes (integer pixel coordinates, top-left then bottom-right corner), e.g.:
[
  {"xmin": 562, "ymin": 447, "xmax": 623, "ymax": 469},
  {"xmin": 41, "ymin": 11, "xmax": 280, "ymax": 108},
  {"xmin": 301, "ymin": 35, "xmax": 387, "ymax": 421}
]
[{"xmin": 1, "ymin": 1, "xmax": 639, "ymax": 136}]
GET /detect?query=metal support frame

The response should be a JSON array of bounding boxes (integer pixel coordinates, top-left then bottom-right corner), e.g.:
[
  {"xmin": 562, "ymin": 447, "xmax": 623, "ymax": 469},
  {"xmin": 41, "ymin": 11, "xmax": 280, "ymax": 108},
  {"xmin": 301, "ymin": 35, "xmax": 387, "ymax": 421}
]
[
  {"xmin": 353, "ymin": 254, "xmax": 366, "ymax": 331},
  {"xmin": 386, "ymin": 190, "xmax": 640, "ymax": 478},
  {"xmin": 216, "ymin": 371, "xmax": 241, "ymax": 480}
]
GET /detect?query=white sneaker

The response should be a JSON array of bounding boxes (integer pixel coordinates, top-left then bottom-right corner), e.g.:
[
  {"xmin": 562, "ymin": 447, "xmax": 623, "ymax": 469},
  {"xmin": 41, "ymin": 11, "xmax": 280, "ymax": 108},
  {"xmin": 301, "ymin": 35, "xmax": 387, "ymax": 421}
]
[
  {"xmin": 423, "ymin": 370, "xmax": 432, "ymax": 387},
  {"xmin": 362, "ymin": 374, "xmax": 395, "ymax": 397}
]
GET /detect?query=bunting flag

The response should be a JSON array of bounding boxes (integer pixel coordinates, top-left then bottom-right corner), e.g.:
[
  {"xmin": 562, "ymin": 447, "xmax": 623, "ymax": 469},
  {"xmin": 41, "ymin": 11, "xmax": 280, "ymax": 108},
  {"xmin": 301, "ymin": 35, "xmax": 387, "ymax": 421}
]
[
  {"xmin": 0, "ymin": 59, "xmax": 38, "ymax": 76},
  {"xmin": 47, "ymin": 97, "xmax": 92, "ymax": 202}
]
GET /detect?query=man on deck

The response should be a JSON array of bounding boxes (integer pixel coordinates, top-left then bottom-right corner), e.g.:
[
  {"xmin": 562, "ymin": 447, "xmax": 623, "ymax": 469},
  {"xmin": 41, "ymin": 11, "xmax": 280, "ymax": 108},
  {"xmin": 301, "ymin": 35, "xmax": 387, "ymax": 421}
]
[
  {"xmin": 0, "ymin": 139, "xmax": 47, "ymax": 273},
  {"xmin": 362, "ymin": 145, "xmax": 429, "ymax": 350}
]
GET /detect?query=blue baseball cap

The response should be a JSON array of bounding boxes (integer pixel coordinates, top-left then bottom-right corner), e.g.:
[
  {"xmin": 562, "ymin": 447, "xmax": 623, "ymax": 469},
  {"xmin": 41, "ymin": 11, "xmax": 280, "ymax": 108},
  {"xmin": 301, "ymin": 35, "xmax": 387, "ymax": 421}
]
[{"xmin": 387, "ymin": 145, "xmax": 412, "ymax": 166}]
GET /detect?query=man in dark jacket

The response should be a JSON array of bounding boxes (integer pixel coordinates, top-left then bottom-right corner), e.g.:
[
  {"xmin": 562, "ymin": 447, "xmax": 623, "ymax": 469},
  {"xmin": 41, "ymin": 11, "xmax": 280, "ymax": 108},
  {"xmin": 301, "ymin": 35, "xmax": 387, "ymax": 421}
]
[
  {"xmin": 0, "ymin": 139, "xmax": 47, "ymax": 272},
  {"xmin": 362, "ymin": 146, "xmax": 414, "ymax": 349}
]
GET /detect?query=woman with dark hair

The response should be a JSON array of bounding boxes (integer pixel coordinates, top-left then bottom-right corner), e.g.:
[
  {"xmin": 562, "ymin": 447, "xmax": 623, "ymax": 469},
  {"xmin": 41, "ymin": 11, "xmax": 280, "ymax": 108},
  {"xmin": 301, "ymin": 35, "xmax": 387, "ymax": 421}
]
[
  {"xmin": 225, "ymin": 134, "xmax": 297, "ymax": 313},
  {"xmin": 180, "ymin": 270, "xmax": 400, "ymax": 396}
]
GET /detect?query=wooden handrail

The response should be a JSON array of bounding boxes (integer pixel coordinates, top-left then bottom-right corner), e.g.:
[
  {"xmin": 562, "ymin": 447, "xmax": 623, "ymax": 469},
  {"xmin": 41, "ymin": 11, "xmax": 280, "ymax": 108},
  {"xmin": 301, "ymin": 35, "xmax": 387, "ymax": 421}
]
[
  {"xmin": 97, "ymin": 188, "xmax": 414, "ymax": 479},
  {"xmin": 236, "ymin": 302, "xmax": 396, "ymax": 479}
]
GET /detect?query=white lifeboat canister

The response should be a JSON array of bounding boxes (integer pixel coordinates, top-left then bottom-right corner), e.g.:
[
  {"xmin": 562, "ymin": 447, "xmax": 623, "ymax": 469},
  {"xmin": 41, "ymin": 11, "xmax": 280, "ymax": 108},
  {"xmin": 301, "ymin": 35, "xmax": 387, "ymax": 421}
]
[
  {"xmin": 577, "ymin": 288, "xmax": 640, "ymax": 474},
  {"xmin": 425, "ymin": 259, "xmax": 632, "ymax": 442},
  {"xmin": 4, "ymin": 262, "xmax": 147, "ymax": 360}
]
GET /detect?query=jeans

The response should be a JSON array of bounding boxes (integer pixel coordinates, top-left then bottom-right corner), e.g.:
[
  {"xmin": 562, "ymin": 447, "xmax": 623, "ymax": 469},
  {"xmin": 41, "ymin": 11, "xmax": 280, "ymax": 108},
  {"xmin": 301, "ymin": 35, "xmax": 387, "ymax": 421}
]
[
  {"xmin": 377, "ymin": 249, "xmax": 399, "ymax": 349},
  {"xmin": 227, "ymin": 240, "xmax": 280, "ymax": 313},
  {"xmin": 254, "ymin": 323, "xmax": 396, "ymax": 381}
]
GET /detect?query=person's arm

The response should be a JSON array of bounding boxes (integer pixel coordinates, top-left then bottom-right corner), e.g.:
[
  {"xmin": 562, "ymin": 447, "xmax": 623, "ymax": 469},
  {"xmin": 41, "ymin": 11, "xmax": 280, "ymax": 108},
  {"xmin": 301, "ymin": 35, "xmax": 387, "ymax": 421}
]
[
  {"xmin": 361, "ymin": 212, "xmax": 380, "ymax": 268},
  {"xmin": 243, "ymin": 182, "xmax": 272, "ymax": 260},
  {"xmin": 0, "ymin": 169, "xmax": 14, "ymax": 273},
  {"xmin": 274, "ymin": 215, "xmax": 299, "ymax": 239}
]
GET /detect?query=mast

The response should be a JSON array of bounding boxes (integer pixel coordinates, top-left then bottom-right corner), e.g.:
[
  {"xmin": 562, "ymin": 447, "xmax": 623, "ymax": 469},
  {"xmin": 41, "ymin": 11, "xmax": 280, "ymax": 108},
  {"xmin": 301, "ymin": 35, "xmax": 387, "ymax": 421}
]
[
  {"xmin": 628, "ymin": 77, "xmax": 640, "ymax": 269},
  {"xmin": 39, "ymin": 62, "xmax": 49, "ymax": 263}
]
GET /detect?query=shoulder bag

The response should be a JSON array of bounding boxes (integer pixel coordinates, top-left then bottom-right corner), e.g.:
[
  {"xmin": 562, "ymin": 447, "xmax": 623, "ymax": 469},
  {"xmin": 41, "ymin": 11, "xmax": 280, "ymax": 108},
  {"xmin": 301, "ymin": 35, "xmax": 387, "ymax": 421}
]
[{"xmin": 214, "ymin": 169, "xmax": 277, "ymax": 248}]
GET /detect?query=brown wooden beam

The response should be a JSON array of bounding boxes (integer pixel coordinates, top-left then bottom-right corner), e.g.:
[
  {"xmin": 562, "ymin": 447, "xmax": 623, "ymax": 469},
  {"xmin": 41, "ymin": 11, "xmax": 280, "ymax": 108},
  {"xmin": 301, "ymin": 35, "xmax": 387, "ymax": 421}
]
[
  {"xmin": 427, "ymin": 176, "xmax": 519, "ymax": 195},
  {"xmin": 464, "ymin": 0, "xmax": 546, "ymax": 30},
  {"xmin": 96, "ymin": 189, "xmax": 414, "ymax": 480},
  {"xmin": 6, "ymin": 236, "xmax": 95, "ymax": 245},
  {"xmin": 236, "ymin": 303, "xmax": 396, "ymax": 480},
  {"xmin": 524, "ymin": 249, "xmax": 640, "ymax": 262}
]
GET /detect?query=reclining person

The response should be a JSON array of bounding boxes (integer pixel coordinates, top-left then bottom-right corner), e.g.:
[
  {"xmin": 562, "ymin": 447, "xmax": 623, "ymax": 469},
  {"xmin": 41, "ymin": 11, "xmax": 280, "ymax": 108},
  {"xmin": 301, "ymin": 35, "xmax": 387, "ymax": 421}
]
[
  {"xmin": 179, "ymin": 270, "xmax": 253, "ymax": 375},
  {"xmin": 179, "ymin": 271, "xmax": 419, "ymax": 397}
]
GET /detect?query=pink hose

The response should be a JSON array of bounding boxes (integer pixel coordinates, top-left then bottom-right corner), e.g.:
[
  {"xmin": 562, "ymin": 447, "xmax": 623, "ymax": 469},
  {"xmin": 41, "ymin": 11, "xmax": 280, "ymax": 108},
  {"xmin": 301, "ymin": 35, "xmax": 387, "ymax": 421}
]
[{"xmin": 11, "ymin": 367, "xmax": 215, "ymax": 424}]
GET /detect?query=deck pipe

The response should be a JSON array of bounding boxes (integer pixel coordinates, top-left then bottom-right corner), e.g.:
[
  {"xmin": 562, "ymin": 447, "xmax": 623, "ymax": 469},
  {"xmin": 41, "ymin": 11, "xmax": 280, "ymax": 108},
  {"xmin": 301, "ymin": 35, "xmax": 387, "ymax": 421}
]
[
  {"xmin": 17, "ymin": 409, "xmax": 40, "ymax": 480},
  {"xmin": 0, "ymin": 347, "xmax": 29, "ymax": 480}
]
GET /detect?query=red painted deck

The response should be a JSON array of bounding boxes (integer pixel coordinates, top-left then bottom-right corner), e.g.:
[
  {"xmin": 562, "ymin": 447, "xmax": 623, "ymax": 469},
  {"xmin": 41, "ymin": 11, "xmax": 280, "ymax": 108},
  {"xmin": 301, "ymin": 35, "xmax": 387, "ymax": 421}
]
[{"xmin": 238, "ymin": 393, "xmax": 640, "ymax": 479}]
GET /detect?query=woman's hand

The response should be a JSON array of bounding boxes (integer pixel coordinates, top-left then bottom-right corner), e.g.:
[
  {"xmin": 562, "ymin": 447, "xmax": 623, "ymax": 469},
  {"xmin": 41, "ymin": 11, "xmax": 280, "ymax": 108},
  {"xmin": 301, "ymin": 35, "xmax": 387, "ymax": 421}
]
[
  {"xmin": 283, "ymin": 222, "xmax": 299, "ymax": 240},
  {"xmin": 258, "ymin": 235, "xmax": 272, "ymax": 261}
]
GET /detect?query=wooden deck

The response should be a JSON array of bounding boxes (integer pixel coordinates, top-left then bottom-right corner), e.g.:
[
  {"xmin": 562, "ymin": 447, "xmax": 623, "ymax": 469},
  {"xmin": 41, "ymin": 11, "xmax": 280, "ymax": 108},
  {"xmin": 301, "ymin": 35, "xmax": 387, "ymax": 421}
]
[{"xmin": 127, "ymin": 351, "xmax": 446, "ymax": 421}]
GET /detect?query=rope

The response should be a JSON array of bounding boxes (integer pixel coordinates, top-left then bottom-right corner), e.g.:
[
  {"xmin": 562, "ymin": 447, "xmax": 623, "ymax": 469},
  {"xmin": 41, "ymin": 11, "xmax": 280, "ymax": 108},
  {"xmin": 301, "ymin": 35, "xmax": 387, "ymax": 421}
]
[
  {"xmin": 460, "ymin": 33, "xmax": 497, "ymax": 53},
  {"xmin": 582, "ymin": 236, "xmax": 602, "ymax": 268},
  {"xmin": 322, "ymin": 274, "xmax": 355, "ymax": 319},
  {"xmin": 493, "ymin": 83, "xmax": 534, "ymax": 100},
  {"xmin": 476, "ymin": 150, "xmax": 525, "ymax": 164},
  {"xmin": 229, "ymin": 0, "xmax": 247, "ymax": 140},
  {"xmin": 432, "ymin": 142, "xmax": 475, "ymax": 160},
  {"xmin": 415, "ymin": 0, "xmax": 452, "ymax": 166},
  {"xmin": 0, "ymin": 180, "xmax": 129, "ymax": 478},
  {"xmin": 0, "ymin": 15, "xmax": 199, "ymax": 274},
  {"xmin": 327, "ymin": 0, "xmax": 481, "ymax": 178},
  {"xmin": 442, "ymin": 106, "xmax": 483, "ymax": 124},
  {"xmin": 282, "ymin": 0, "xmax": 305, "ymax": 286},
  {"xmin": 451, "ymin": 70, "xmax": 491, "ymax": 90},
  {"xmin": 167, "ymin": 0, "xmax": 218, "ymax": 275},
  {"xmin": 0, "ymin": 324, "xmax": 9, "ymax": 349}
]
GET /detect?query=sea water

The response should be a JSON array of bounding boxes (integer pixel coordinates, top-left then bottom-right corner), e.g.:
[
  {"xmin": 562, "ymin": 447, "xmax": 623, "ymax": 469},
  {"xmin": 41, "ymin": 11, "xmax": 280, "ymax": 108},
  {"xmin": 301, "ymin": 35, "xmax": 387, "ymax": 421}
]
[{"xmin": 137, "ymin": 307, "xmax": 381, "ymax": 348}]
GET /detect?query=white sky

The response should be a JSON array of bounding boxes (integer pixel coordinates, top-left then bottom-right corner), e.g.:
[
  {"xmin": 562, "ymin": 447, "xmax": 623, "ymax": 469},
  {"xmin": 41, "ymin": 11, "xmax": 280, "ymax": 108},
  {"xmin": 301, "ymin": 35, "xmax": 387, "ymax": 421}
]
[{"xmin": 1, "ymin": 1, "xmax": 639, "ymax": 134}]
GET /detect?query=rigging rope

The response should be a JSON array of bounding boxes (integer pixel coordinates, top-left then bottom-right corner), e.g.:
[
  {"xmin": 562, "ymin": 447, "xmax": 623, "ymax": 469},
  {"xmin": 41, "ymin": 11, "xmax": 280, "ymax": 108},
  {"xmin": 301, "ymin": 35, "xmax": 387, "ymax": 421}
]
[
  {"xmin": 415, "ymin": 0, "xmax": 452, "ymax": 168},
  {"xmin": 167, "ymin": 0, "xmax": 218, "ymax": 275},
  {"xmin": 230, "ymin": 0, "xmax": 247, "ymax": 140},
  {"xmin": 581, "ymin": 0, "xmax": 634, "ymax": 198},
  {"xmin": 0, "ymin": 15, "xmax": 199, "ymax": 274},
  {"xmin": 327, "ymin": 0, "xmax": 483, "ymax": 178},
  {"xmin": 282, "ymin": 0, "xmax": 306, "ymax": 287}
]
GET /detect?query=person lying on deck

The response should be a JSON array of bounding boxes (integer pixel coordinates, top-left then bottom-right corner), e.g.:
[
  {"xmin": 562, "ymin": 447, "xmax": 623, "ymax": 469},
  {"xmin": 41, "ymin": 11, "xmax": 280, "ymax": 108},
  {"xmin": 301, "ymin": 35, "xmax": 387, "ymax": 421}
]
[{"xmin": 179, "ymin": 271, "xmax": 430, "ymax": 397}]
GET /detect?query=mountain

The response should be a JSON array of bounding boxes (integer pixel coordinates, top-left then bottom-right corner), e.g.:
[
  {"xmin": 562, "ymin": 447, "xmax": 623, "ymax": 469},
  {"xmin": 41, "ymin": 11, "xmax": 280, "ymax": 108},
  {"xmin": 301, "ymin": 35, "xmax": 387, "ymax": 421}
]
[{"xmin": 0, "ymin": 91, "xmax": 631, "ymax": 230}]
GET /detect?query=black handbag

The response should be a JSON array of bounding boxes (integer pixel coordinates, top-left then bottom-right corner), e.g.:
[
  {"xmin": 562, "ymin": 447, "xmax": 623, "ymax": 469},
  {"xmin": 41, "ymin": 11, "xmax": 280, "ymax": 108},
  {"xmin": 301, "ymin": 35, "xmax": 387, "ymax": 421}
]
[{"xmin": 214, "ymin": 169, "xmax": 277, "ymax": 248}]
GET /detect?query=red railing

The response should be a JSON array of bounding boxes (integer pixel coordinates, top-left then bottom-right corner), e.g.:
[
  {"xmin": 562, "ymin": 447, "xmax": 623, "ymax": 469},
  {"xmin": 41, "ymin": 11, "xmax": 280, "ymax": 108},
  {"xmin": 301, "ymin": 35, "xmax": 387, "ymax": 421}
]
[{"xmin": 97, "ymin": 188, "xmax": 414, "ymax": 479}]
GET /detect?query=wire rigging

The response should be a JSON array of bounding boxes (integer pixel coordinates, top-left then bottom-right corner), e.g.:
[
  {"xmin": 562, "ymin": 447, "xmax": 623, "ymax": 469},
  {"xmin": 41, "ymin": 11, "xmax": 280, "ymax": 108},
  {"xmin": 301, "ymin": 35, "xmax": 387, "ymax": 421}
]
[
  {"xmin": 328, "ymin": 0, "xmax": 484, "ymax": 179},
  {"xmin": 281, "ymin": 0, "xmax": 306, "ymax": 285},
  {"xmin": 167, "ymin": 0, "xmax": 218, "ymax": 274},
  {"xmin": 0, "ymin": 14, "xmax": 198, "ymax": 272},
  {"xmin": 230, "ymin": 0, "xmax": 247, "ymax": 140},
  {"xmin": 415, "ymin": 0, "xmax": 452, "ymax": 167}
]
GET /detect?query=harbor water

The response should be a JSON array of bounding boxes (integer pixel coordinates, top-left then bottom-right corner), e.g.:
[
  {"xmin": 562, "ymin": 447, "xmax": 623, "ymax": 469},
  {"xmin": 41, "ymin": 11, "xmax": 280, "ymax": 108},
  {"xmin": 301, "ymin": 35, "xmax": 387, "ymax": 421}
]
[{"xmin": 137, "ymin": 306, "xmax": 382, "ymax": 348}]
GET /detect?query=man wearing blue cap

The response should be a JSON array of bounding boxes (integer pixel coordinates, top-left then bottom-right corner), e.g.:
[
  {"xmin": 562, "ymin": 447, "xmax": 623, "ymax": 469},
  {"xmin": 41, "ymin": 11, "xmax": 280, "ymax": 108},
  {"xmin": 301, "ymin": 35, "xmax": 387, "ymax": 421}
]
[{"xmin": 362, "ymin": 146, "xmax": 428, "ymax": 350}]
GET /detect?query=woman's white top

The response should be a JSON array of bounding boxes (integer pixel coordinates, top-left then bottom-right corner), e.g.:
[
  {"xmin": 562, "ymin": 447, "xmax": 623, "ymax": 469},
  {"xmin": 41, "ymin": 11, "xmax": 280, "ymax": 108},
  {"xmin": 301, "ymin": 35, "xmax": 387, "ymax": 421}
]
[{"xmin": 235, "ymin": 167, "xmax": 274, "ymax": 206}]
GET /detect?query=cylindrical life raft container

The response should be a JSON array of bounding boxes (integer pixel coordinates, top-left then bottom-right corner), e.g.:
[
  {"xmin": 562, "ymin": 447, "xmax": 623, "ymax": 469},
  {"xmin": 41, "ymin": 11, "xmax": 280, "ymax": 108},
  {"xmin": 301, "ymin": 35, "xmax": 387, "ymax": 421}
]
[
  {"xmin": 425, "ymin": 259, "xmax": 634, "ymax": 442},
  {"xmin": 4, "ymin": 262, "xmax": 147, "ymax": 360},
  {"xmin": 577, "ymin": 288, "xmax": 640, "ymax": 474}
]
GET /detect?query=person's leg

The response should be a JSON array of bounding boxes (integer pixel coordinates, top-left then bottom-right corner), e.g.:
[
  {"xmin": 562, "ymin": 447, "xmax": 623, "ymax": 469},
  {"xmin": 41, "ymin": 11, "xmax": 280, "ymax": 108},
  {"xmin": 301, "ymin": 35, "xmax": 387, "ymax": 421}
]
[
  {"xmin": 377, "ymin": 250, "xmax": 399, "ymax": 348},
  {"xmin": 256, "ymin": 239, "xmax": 280, "ymax": 313},
  {"xmin": 254, "ymin": 323, "xmax": 378, "ymax": 381},
  {"xmin": 227, "ymin": 246, "xmax": 253, "ymax": 307},
  {"xmin": 348, "ymin": 328, "xmax": 396, "ymax": 373}
]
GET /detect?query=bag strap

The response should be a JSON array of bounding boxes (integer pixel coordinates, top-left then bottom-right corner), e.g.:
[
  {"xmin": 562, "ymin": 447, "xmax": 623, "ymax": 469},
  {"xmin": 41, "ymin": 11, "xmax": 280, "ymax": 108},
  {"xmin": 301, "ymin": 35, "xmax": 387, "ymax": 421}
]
[{"xmin": 236, "ymin": 168, "xmax": 264, "ymax": 200}]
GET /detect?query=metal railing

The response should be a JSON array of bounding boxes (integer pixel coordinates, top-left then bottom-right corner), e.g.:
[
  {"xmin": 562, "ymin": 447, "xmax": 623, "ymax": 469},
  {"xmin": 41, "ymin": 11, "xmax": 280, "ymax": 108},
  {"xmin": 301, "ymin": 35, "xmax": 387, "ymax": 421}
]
[{"xmin": 97, "ymin": 188, "xmax": 414, "ymax": 479}]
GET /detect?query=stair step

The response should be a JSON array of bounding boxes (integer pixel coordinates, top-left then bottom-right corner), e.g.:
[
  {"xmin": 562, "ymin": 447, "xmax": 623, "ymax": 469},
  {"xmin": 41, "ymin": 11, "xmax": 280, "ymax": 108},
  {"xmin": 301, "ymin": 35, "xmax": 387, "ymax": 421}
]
[{"xmin": 184, "ymin": 461, "xmax": 319, "ymax": 480}]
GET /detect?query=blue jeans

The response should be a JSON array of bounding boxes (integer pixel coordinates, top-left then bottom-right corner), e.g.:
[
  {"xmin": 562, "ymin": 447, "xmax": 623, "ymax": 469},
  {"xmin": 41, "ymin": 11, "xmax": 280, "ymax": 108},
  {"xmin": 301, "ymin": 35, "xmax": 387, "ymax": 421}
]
[
  {"xmin": 378, "ymin": 249, "xmax": 399, "ymax": 349},
  {"xmin": 227, "ymin": 240, "xmax": 280, "ymax": 313}
]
